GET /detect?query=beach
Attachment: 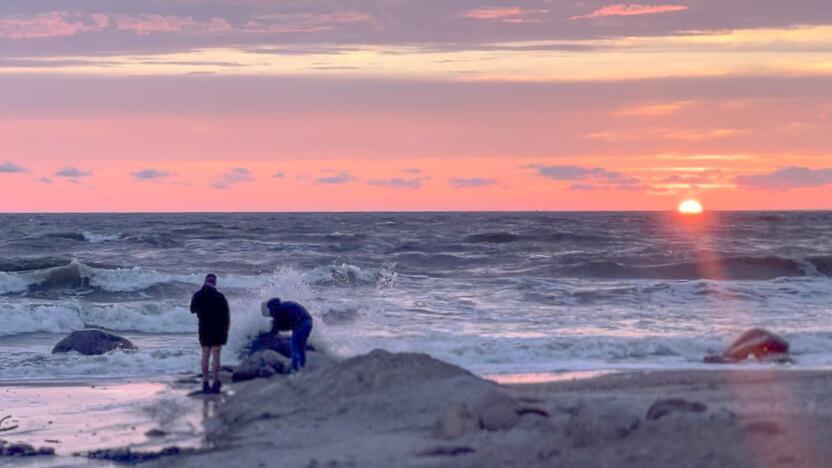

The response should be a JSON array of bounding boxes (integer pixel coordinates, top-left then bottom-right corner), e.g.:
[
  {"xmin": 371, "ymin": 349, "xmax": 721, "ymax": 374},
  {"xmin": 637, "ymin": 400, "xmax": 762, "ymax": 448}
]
[
  {"xmin": 7, "ymin": 350, "xmax": 830, "ymax": 467},
  {"xmin": 145, "ymin": 356, "xmax": 832, "ymax": 468},
  {"xmin": 2, "ymin": 212, "xmax": 832, "ymax": 466}
]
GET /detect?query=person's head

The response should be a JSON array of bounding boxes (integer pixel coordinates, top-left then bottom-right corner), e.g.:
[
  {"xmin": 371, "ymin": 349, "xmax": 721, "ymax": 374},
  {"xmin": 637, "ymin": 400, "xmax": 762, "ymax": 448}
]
[
  {"xmin": 204, "ymin": 273, "xmax": 217, "ymax": 288},
  {"xmin": 261, "ymin": 297, "xmax": 281, "ymax": 317}
]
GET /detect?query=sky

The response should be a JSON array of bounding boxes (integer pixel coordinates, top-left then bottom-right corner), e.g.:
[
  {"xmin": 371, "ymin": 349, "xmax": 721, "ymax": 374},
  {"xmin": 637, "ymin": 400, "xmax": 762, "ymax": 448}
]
[{"xmin": 1, "ymin": 0, "xmax": 831, "ymax": 212}]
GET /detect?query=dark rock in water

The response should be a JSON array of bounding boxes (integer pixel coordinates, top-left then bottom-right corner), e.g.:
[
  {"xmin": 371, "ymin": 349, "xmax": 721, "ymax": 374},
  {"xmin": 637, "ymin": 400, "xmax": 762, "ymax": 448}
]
[
  {"xmin": 704, "ymin": 328, "xmax": 791, "ymax": 364},
  {"xmin": 144, "ymin": 429, "xmax": 167, "ymax": 438},
  {"xmin": 86, "ymin": 446, "xmax": 199, "ymax": 463},
  {"xmin": 241, "ymin": 331, "xmax": 315, "ymax": 359},
  {"xmin": 52, "ymin": 329, "xmax": 137, "ymax": 355},
  {"xmin": 0, "ymin": 440, "xmax": 55, "ymax": 457},
  {"xmin": 646, "ymin": 399, "xmax": 707, "ymax": 421},
  {"xmin": 232, "ymin": 350, "xmax": 289, "ymax": 382}
]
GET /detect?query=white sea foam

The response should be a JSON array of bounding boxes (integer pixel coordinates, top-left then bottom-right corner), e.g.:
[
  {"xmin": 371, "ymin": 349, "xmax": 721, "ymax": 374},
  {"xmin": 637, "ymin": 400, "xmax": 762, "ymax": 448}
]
[{"xmin": 82, "ymin": 231, "xmax": 122, "ymax": 243}]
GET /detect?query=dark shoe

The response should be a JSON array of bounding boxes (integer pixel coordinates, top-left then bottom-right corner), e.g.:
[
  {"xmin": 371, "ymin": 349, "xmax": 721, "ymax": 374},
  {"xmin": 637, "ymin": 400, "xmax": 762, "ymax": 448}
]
[
  {"xmin": 202, "ymin": 382, "xmax": 210, "ymax": 394},
  {"xmin": 211, "ymin": 380, "xmax": 222, "ymax": 394}
]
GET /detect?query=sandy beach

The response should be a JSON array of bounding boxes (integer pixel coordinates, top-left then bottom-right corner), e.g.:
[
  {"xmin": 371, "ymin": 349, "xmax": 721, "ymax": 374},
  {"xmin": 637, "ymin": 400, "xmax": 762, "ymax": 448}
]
[
  {"xmin": 141, "ymin": 351, "xmax": 832, "ymax": 468},
  {"xmin": 4, "ymin": 350, "xmax": 832, "ymax": 467}
]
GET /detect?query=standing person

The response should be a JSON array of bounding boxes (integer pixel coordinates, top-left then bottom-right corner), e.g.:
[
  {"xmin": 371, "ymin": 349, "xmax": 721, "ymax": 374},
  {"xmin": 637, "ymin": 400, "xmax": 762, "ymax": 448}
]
[
  {"xmin": 190, "ymin": 273, "xmax": 230, "ymax": 393},
  {"xmin": 261, "ymin": 298, "xmax": 313, "ymax": 372}
]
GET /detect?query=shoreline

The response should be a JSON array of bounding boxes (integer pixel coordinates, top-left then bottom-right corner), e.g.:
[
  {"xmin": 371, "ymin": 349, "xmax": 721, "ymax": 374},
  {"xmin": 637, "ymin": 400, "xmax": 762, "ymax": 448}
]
[{"xmin": 5, "ymin": 358, "xmax": 832, "ymax": 467}]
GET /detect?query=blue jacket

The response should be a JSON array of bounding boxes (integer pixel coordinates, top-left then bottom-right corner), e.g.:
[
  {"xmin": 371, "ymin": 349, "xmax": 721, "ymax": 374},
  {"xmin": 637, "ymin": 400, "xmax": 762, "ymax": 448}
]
[{"xmin": 269, "ymin": 301, "xmax": 311, "ymax": 332}]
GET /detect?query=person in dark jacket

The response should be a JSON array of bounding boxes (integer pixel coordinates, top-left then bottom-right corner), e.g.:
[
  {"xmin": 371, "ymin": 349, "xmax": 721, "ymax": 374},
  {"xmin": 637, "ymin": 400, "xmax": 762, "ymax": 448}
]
[
  {"xmin": 190, "ymin": 273, "xmax": 230, "ymax": 393},
  {"xmin": 261, "ymin": 298, "xmax": 313, "ymax": 372}
]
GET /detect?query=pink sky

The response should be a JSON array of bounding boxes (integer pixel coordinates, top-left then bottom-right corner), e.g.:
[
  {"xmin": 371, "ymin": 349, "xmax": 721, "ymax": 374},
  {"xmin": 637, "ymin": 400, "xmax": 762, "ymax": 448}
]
[{"xmin": 1, "ymin": 1, "xmax": 831, "ymax": 211}]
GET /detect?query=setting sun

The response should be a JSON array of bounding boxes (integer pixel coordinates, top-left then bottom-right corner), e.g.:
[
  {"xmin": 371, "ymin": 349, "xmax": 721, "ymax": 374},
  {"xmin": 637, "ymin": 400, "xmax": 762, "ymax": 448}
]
[{"xmin": 678, "ymin": 199, "xmax": 704, "ymax": 214}]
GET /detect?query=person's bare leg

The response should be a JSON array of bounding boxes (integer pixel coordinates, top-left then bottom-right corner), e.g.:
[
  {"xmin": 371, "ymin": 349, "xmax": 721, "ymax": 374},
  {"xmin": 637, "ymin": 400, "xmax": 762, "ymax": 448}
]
[
  {"xmin": 211, "ymin": 346, "xmax": 222, "ymax": 385},
  {"xmin": 201, "ymin": 347, "xmax": 210, "ymax": 384}
]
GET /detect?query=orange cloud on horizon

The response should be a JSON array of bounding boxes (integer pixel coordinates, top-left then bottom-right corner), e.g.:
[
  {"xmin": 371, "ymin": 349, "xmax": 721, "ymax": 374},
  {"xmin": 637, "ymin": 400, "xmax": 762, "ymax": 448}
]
[{"xmin": 573, "ymin": 4, "xmax": 689, "ymax": 20}]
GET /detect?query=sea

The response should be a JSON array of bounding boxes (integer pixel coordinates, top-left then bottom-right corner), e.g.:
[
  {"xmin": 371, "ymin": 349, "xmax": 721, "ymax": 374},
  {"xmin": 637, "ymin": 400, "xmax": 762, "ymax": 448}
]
[{"xmin": 1, "ymin": 211, "xmax": 831, "ymax": 381}]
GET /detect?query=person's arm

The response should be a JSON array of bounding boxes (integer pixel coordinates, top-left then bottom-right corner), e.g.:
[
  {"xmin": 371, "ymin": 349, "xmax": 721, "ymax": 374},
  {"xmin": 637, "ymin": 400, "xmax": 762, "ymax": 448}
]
[
  {"xmin": 221, "ymin": 295, "xmax": 230, "ymax": 331},
  {"xmin": 189, "ymin": 292, "xmax": 199, "ymax": 314}
]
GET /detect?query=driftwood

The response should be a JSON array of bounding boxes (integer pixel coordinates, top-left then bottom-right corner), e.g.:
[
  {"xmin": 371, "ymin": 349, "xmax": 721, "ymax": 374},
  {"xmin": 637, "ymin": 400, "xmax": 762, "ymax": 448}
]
[{"xmin": 0, "ymin": 415, "xmax": 19, "ymax": 433}]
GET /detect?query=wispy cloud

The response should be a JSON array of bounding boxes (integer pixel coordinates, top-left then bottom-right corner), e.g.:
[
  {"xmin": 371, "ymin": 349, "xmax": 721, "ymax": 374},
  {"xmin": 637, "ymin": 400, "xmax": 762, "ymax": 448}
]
[
  {"xmin": 450, "ymin": 177, "xmax": 498, "ymax": 188},
  {"xmin": 734, "ymin": 167, "xmax": 832, "ymax": 190},
  {"xmin": 316, "ymin": 172, "xmax": 357, "ymax": 184},
  {"xmin": 242, "ymin": 12, "xmax": 372, "ymax": 34},
  {"xmin": 0, "ymin": 161, "xmax": 28, "ymax": 174},
  {"xmin": 573, "ymin": 4, "xmax": 689, "ymax": 20},
  {"xmin": 459, "ymin": 7, "xmax": 548, "ymax": 23},
  {"xmin": 0, "ymin": 11, "xmax": 104, "ymax": 40},
  {"xmin": 212, "ymin": 168, "xmax": 253, "ymax": 189},
  {"xmin": 612, "ymin": 101, "xmax": 694, "ymax": 117},
  {"xmin": 115, "ymin": 15, "xmax": 232, "ymax": 35},
  {"xmin": 528, "ymin": 164, "xmax": 645, "ymax": 191},
  {"xmin": 273, "ymin": 171, "xmax": 285, "ymax": 178},
  {"xmin": 367, "ymin": 177, "xmax": 429, "ymax": 190},
  {"xmin": 55, "ymin": 167, "xmax": 93, "ymax": 179},
  {"xmin": 132, "ymin": 168, "xmax": 172, "ymax": 180}
]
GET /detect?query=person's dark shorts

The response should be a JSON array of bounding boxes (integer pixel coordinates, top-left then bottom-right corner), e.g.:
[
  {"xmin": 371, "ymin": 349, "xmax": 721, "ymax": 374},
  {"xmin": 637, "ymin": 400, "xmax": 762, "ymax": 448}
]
[{"xmin": 199, "ymin": 322, "xmax": 228, "ymax": 347}]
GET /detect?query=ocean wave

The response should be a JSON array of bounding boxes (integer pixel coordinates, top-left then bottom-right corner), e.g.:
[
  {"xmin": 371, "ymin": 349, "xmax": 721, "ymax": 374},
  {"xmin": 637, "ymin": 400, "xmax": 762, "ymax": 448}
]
[
  {"xmin": 464, "ymin": 232, "xmax": 520, "ymax": 243},
  {"xmin": 557, "ymin": 256, "xmax": 832, "ymax": 281},
  {"xmin": 0, "ymin": 301, "xmax": 196, "ymax": 337},
  {"xmin": 82, "ymin": 231, "xmax": 122, "ymax": 243},
  {"xmin": 302, "ymin": 263, "xmax": 397, "ymax": 288}
]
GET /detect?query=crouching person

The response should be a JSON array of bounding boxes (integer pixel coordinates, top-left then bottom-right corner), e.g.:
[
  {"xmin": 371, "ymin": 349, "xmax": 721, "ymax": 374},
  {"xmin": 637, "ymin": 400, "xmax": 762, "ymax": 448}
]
[{"xmin": 261, "ymin": 298, "xmax": 313, "ymax": 372}]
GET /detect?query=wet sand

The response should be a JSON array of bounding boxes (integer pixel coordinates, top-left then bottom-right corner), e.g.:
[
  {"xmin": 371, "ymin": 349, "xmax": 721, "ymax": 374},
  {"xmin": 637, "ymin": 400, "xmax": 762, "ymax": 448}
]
[
  {"xmin": 1, "ymin": 376, "xmax": 207, "ymax": 466},
  {"xmin": 147, "ymin": 352, "xmax": 832, "ymax": 468},
  {"xmin": 6, "ymin": 355, "xmax": 832, "ymax": 468}
]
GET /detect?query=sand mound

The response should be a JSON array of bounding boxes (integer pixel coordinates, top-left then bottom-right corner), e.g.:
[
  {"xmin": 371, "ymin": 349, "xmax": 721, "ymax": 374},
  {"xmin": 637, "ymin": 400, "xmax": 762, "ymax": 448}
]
[{"xmin": 211, "ymin": 349, "xmax": 503, "ymax": 439}]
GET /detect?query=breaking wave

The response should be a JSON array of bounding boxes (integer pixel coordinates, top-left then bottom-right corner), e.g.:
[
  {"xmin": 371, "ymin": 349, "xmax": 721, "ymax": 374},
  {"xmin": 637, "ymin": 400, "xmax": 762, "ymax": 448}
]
[{"xmin": 558, "ymin": 256, "xmax": 832, "ymax": 281}]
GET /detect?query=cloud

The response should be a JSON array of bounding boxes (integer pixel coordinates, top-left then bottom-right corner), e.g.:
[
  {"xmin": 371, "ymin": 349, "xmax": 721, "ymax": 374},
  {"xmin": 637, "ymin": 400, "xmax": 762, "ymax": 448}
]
[
  {"xmin": 212, "ymin": 167, "xmax": 253, "ymax": 189},
  {"xmin": 529, "ymin": 164, "xmax": 646, "ymax": 191},
  {"xmin": 661, "ymin": 128, "xmax": 749, "ymax": 142},
  {"xmin": 242, "ymin": 12, "xmax": 372, "ymax": 34},
  {"xmin": 114, "ymin": 15, "xmax": 232, "ymax": 35},
  {"xmin": 367, "ymin": 177, "xmax": 429, "ymax": 190},
  {"xmin": 55, "ymin": 167, "xmax": 93, "ymax": 178},
  {"xmin": 273, "ymin": 171, "xmax": 285, "ymax": 178},
  {"xmin": 316, "ymin": 172, "xmax": 356, "ymax": 184},
  {"xmin": 573, "ymin": 4, "xmax": 689, "ymax": 20},
  {"xmin": 613, "ymin": 101, "xmax": 695, "ymax": 117},
  {"xmin": 132, "ymin": 168, "xmax": 172, "ymax": 180},
  {"xmin": 0, "ymin": 11, "xmax": 104, "ymax": 40},
  {"xmin": 450, "ymin": 177, "xmax": 498, "ymax": 188},
  {"xmin": 530, "ymin": 165, "xmax": 611, "ymax": 180},
  {"xmin": 37, "ymin": 177, "xmax": 52, "ymax": 184},
  {"xmin": 401, "ymin": 168, "xmax": 422, "ymax": 174},
  {"xmin": 459, "ymin": 7, "xmax": 548, "ymax": 23},
  {"xmin": 0, "ymin": 161, "xmax": 27, "ymax": 173},
  {"xmin": 734, "ymin": 167, "xmax": 832, "ymax": 190}
]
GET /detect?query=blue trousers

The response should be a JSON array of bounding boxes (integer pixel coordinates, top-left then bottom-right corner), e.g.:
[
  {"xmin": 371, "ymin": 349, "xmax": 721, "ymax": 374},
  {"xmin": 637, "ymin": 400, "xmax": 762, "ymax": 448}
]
[{"xmin": 290, "ymin": 317, "xmax": 313, "ymax": 371}]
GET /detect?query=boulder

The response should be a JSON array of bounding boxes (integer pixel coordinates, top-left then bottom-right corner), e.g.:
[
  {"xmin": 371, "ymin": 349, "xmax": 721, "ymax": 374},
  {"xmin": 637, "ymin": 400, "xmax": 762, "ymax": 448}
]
[
  {"xmin": 52, "ymin": 329, "xmax": 137, "ymax": 355},
  {"xmin": 240, "ymin": 332, "xmax": 316, "ymax": 360},
  {"xmin": 434, "ymin": 402, "xmax": 479, "ymax": 439},
  {"xmin": 704, "ymin": 328, "xmax": 791, "ymax": 363},
  {"xmin": 565, "ymin": 405, "xmax": 641, "ymax": 447},
  {"xmin": 474, "ymin": 391, "xmax": 521, "ymax": 432},
  {"xmin": 646, "ymin": 399, "xmax": 707, "ymax": 421},
  {"xmin": 231, "ymin": 350, "xmax": 289, "ymax": 382},
  {"xmin": 434, "ymin": 391, "xmax": 524, "ymax": 439}
]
